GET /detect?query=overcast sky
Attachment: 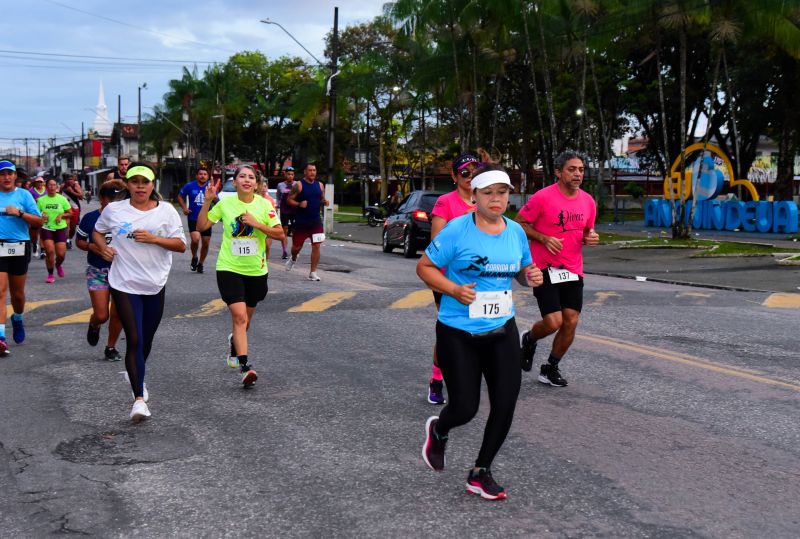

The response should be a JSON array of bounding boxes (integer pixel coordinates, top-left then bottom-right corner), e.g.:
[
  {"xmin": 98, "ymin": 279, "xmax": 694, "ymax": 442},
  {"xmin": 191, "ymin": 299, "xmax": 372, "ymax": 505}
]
[{"xmin": 0, "ymin": 0, "xmax": 384, "ymax": 157}]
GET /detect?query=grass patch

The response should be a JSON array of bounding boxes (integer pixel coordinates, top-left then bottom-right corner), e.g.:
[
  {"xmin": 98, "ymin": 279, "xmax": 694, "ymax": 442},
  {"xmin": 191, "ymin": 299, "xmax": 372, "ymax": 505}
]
[
  {"xmin": 337, "ymin": 205, "xmax": 363, "ymax": 215},
  {"xmin": 621, "ymin": 237, "xmax": 800, "ymax": 256},
  {"xmin": 334, "ymin": 213, "xmax": 367, "ymax": 223}
]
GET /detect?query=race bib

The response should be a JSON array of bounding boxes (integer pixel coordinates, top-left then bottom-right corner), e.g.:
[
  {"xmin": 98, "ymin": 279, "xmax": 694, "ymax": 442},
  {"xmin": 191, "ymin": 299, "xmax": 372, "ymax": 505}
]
[
  {"xmin": 0, "ymin": 242, "xmax": 24, "ymax": 257},
  {"xmin": 469, "ymin": 290, "xmax": 513, "ymax": 319},
  {"xmin": 231, "ymin": 238, "xmax": 258, "ymax": 256},
  {"xmin": 548, "ymin": 267, "xmax": 579, "ymax": 284},
  {"xmin": 312, "ymin": 233, "xmax": 326, "ymax": 243}
]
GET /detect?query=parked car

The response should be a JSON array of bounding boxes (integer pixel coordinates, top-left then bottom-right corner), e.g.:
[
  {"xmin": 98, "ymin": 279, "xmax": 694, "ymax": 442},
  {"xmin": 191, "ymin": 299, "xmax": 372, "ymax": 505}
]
[{"xmin": 382, "ymin": 190, "xmax": 445, "ymax": 258}]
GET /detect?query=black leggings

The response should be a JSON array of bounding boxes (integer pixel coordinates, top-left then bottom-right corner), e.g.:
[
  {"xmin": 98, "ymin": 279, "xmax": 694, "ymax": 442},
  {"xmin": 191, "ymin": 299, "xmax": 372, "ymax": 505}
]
[
  {"xmin": 436, "ymin": 318, "xmax": 521, "ymax": 469},
  {"xmin": 111, "ymin": 287, "xmax": 166, "ymax": 398}
]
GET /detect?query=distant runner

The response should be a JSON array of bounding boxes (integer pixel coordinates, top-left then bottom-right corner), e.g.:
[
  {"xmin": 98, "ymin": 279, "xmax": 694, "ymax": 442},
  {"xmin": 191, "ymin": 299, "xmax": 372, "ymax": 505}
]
[{"xmin": 178, "ymin": 167, "xmax": 214, "ymax": 274}]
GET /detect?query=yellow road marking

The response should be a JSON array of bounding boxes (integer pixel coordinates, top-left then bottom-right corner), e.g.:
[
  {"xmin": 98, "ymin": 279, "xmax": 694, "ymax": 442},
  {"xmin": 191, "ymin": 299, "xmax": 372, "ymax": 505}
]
[
  {"xmin": 288, "ymin": 292, "xmax": 357, "ymax": 313},
  {"xmin": 586, "ymin": 291, "xmax": 621, "ymax": 307},
  {"xmin": 175, "ymin": 299, "xmax": 227, "ymax": 319},
  {"xmin": 762, "ymin": 293, "xmax": 800, "ymax": 309},
  {"xmin": 6, "ymin": 298, "xmax": 72, "ymax": 317},
  {"xmin": 390, "ymin": 290, "xmax": 433, "ymax": 309},
  {"xmin": 44, "ymin": 307, "xmax": 94, "ymax": 326}
]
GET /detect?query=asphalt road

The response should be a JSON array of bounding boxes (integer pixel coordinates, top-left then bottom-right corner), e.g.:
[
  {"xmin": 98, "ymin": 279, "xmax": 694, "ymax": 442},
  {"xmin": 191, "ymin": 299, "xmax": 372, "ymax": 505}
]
[{"xmin": 1, "ymin": 212, "xmax": 798, "ymax": 537}]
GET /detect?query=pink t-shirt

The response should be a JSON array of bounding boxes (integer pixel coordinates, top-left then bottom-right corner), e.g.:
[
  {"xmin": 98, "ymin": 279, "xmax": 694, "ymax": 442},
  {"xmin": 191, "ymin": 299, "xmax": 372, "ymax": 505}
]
[
  {"xmin": 431, "ymin": 190, "xmax": 474, "ymax": 223},
  {"xmin": 517, "ymin": 183, "xmax": 596, "ymax": 276}
]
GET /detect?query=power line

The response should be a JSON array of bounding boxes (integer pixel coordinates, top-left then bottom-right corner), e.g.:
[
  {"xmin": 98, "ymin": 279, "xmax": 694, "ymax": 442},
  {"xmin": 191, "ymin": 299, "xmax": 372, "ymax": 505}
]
[{"xmin": 0, "ymin": 49, "xmax": 218, "ymax": 64}]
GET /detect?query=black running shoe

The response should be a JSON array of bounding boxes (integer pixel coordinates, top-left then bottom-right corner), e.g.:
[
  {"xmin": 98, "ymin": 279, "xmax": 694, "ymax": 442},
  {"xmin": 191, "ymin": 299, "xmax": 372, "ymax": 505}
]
[
  {"xmin": 466, "ymin": 468, "xmax": 507, "ymax": 500},
  {"xmin": 422, "ymin": 416, "xmax": 447, "ymax": 471},
  {"xmin": 87, "ymin": 323, "xmax": 100, "ymax": 347},
  {"xmin": 104, "ymin": 346, "xmax": 122, "ymax": 361},
  {"xmin": 427, "ymin": 379, "xmax": 446, "ymax": 405},
  {"xmin": 196, "ymin": 263, "xmax": 204, "ymax": 274},
  {"xmin": 520, "ymin": 331, "xmax": 537, "ymax": 372},
  {"xmin": 190, "ymin": 257, "xmax": 198, "ymax": 271},
  {"xmin": 538, "ymin": 364, "xmax": 568, "ymax": 387}
]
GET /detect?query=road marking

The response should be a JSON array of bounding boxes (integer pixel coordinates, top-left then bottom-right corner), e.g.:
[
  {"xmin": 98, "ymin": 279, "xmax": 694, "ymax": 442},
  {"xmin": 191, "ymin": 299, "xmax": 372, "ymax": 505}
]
[
  {"xmin": 6, "ymin": 298, "xmax": 73, "ymax": 317},
  {"xmin": 44, "ymin": 307, "xmax": 94, "ymax": 326},
  {"xmin": 762, "ymin": 293, "xmax": 800, "ymax": 309},
  {"xmin": 288, "ymin": 292, "xmax": 357, "ymax": 313},
  {"xmin": 390, "ymin": 290, "xmax": 433, "ymax": 309},
  {"xmin": 676, "ymin": 291, "xmax": 712, "ymax": 299},
  {"xmin": 586, "ymin": 291, "xmax": 621, "ymax": 307},
  {"xmin": 311, "ymin": 271, "xmax": 383, "ymax": 291},
  {"xmin": 175, "ymin": 299, "xmax": 227, "ymax": 318}
]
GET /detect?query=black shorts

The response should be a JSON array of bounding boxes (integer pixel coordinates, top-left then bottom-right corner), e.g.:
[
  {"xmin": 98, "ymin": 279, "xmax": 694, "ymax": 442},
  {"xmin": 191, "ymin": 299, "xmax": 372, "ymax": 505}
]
[
  {"xmin": 280, "ymin": 213, "xmax": 295, "ymax": 228},
  {"xmin": 187, "ymin": 219, "xmax": 212, "ymax": 237},
  {"xmin": 533, "ymin": 270, "xmax": 584, "ymax": 316},
  {"xmin": 433, "ymin": 291, "xmax": 443, "ymax": 306},
  {"xmin": 216, "ymin": 271, "xmax": 268, "ymax": 308},
  {"xmin": 0, "ymin": 240, "xmax": 32, "ymax": 276}
]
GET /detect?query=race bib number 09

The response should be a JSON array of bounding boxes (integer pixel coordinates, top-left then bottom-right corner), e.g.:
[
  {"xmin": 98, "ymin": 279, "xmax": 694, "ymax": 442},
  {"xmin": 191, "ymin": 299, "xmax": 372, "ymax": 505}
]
[
  {"xmin": 0, "ymin": 242, "xmax": 24, "ymax": 257},
  {"xmin": 548, "ymin": 267, "xmax": 579, "ymax": 284},
  {"xmin": 231, "ymin": 238, "xmax": 258, "ymax": 256},
  {"xmin": 469, "ymin": 291, "xmax": 513, "ymax": 319}
]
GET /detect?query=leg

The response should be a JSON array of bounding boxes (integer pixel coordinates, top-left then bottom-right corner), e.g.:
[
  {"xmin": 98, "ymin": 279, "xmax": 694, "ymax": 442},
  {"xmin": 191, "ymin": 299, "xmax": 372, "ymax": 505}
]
[
  {"xmin": 190, "ymin": 231, "xmax": 200, "ymax": 259},
  {"xmin": 551, "ymin": 308, "xmax": 580, "ymax": 358},
  {"xmin": 530, "ymin": 311, "xmax": 562, "ymax": 340},
  {"xmin": 89, "ymin": 289, "xmax": 110, "ymax": 327},
  {"xmin": 8, "ymin": 274, "xmax": 27, "ymax": 317},
  {"xmin": 291, "ymin": 232, "xmax": 305, "ymax": 260},
  {"xmin": 281, "ymin": 225, "xmax": 289, "ymax": 254},
  {"xmin": 0, "ymin": 272, "xmax": 8, "ymax": 330},
  {"xmin": 110, "ymin": 289, "xmax": 146, "ymax": 399},
  {"xmin": 43, "ymin": 239, "xmax": 55, "ymax": 272},
  {"xmin": 228, "ymin": 302, "xmax": 249, "ymax": 357},
  {"xmin": 140, "ymin": 289, "xmax": 166, "ymax": 362},
  {"xmin": 199, "ymin": 235, "xmax": 210, "ymax": 264},
  {"xmin": 435, "ymin": 322, "xmax": 483, "ymax": 436},
  {"xmin": 107, "ymin": 299, "xmax": 122, "ymax": 348},
  {"xmin": 310, "ymin": 241, "xmax": 321, "ymax": 272},
  {"xmin": 54, "ymin": 241, "xmax": 67, "ymax": 268}
]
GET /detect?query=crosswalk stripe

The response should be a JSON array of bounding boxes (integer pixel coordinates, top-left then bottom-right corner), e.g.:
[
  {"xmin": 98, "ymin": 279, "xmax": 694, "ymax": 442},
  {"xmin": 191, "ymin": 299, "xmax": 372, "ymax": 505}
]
[
  {"xmin": 175, "ymin": 299, "xmax": 227, "ymax": 318},
  {"xmin": 6, "ymin": 298, "xmax": 72, "ymax": 317},
  {"xmin": 44, "ymin": 307, "xmax": 94, "ymax": 326},
  {"xmin": 390, "ymin": 290, "xmax": 433, "ymax": 309},
  {"xmin": 762, "ymin": 293, "xmax": 800, "ymax": 309},
  {"xmin": 288, "ymin": 292, "xmax": 357, "ymax": 313}
]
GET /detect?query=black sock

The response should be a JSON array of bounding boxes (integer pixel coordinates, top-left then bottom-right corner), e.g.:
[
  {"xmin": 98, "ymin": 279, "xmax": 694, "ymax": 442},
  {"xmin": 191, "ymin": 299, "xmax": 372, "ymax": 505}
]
[
  {"xmin": 238, "ymin": 354, "xmax": 248, "ymax": 367},
  {"xmin": 548, "ymin": 353, "xmax": 561, "ymax": 366},
  {"xmin": 47, "ymin": 268, "xmax": 54, "ymax": 275}
]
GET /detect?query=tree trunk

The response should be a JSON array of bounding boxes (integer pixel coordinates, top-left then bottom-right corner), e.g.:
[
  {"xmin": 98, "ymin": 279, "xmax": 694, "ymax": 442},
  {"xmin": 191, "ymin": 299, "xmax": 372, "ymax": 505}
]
[
  {"xmin": 522, "ymin": 7, "xmax": 551, "ymax": 184},
  {"xmin": 535, "ymin": 5, "xmax": 559, "ymax": 160},
  {"xmin": 676, "ymin": 28, "xmax": 688, "ymax": 238}
]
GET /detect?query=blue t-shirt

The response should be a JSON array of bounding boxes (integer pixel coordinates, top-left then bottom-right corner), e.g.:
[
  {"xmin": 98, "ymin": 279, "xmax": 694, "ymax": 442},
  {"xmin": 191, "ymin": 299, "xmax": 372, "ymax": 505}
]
[
  {"xmin": 425, "ymin": 214, "xmax": 532, "ymax": 334},
  {"xmin": 179, "ymin": 181, "xmax": 208, "ymax": 221},
  {"xmin": 76, "ymin": 209, "xmax": 112, "ymax": 269},
  {"xmin": 0, "ymin": 188, "xmax": 42, "ymax": 241}
]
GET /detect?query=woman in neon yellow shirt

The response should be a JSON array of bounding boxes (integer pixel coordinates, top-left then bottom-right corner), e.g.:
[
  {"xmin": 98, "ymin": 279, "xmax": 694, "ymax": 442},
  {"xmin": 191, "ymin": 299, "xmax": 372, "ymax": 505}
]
[
  {"xmin": 196, "ymin": 165, "xmax": 285, "ymax": 387},
  {"xmin": 36, "ymin": 178, "xmax": 72, "ymax": 283}
]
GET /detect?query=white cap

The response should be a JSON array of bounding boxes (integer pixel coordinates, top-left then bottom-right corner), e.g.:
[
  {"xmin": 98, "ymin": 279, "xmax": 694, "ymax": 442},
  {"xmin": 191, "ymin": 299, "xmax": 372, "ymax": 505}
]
[{"xmin": 471, "ymin": 169, "xmax": 513, "ymax": 191}]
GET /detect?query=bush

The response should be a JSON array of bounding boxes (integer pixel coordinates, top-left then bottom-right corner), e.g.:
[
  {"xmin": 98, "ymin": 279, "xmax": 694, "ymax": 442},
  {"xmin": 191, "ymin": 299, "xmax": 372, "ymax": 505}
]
[{"xmin": 623, "ymin": 183, "xmax": 645, "ymax": 199}]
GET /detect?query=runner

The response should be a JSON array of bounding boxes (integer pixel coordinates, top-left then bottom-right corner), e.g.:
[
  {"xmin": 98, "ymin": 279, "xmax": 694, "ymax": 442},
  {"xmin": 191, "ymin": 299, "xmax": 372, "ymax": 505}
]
[
  {"xmin": 515, "ymin": 150, "xmax": 599, "ymax": 387},
  {"xmin": 28, "ymin": 174, "xmax": 47, "ymax": 258},
  {"xmin": 178, "ymin": 167, "xmax": 214, "ymax": 274},
  {"xmin": 0, "ymin": 160, "xmax": 43, "ymax": 354},
  {"xmin": 275, "ymin": 167, "xmax": 295, "ymax": 260},
  {"xmin": 196, "ymin": 165, "xmax": 284, "ymax": 387},
  {"xmin": 36, "ymin": 178, "xmax": 72, "ymax": 283},
  {"xmin": 62, "ymin": 174, "xmax": 84, "ymax": 250},
  {"xmin": 285, "ymin": 163, "xmax": 329, "ymax": 281},
  {"xmin": 75, "ymin": 179, "xmax": 125, "ymax": 361},
  {"xmin": 425, "ymin": 153, "xmax": 481, "ymax": 405},
  {"xmin": 417, "ymin": 165, "xmax": 543, "ymax": 500},
  {"xmin": 107, "ymin": 155, "xmax": 130, "ymax": 181},
  {"xmin": 93, "ymin": 163, "xmax": 186, "ymax": 422}
]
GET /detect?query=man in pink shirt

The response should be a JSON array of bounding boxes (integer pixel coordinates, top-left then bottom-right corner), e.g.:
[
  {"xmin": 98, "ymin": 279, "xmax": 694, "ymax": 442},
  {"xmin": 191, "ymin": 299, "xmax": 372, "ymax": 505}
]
[
  {"xmin": 425, "ymin": 153, "xmax": 481, "ymax": 405},
  {"xmin": 515, "ymin": 151, "xmax": 599, "ymax": 387}
]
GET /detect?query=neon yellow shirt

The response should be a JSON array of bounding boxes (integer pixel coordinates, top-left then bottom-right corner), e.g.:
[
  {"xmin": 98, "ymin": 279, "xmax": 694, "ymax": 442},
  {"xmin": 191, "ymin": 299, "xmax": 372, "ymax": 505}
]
[
  {"xmin": 37, "ymin": 193, "xmax": 72, "ymax": 230},
  {"xmin": 207, "ymin": 195, "xmax": 279, "ymax": 276}
]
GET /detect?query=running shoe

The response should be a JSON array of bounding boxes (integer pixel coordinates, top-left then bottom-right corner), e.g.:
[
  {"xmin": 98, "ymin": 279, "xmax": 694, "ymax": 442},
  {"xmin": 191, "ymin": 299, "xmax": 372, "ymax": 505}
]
[
  {"xmin": 281, "ymin": 252, "xmax": 288, "ymax": 260},
  {"xmin": 87, "ymin": 323, "xmax": 100, "ymax": 346},
  {"xmin": 196, "ymin": 263, "xmax": 204, "ymax": 274},
  {"xmin": 56, "ymin": 265, "xmax": 65, "ymax": 278},
  {"xmin": 66, "ymin": 239, "xmax": 72, "ymax": 250},
  {"xmin": 520, "ymin": 331, "xmax": 537, "ymax": 372},
  {"xmin": 104, "ymin": 346, "xmax": 122, "ymax": 361},
  {"xmin": 226, "ymin": 333, "xmax": 239, "ymax": 368},
  {"xmin": 422, "ymin": 416, "xmax": 447, "ymax": 471},
  {"xmin": 427, "ymin": 379, "xmax": 446, "ymax": 405},
  {"xmin": 38, "ymin": 251, "xmax": 46, "ymax": 260},
  {"xmin": 190, "ymin": 256, "xmax": 198, "ymax": 271},
  {"xmin": 308, "ymin": 271, "xmax": 321, "ymax": 281},
  {"xmin": 538, "ymin": 364, "xmax": 568, "ymax": 387},
  {"xmin": 0, "ymin": 338, "xmax": 9, "ymax": 357},
  {"xmin": 466, "ymin": 468, "xmax": 507, "ymax": 500},
  {"xmin": 285, "ymin": 258, "xmax": 295, "ymax": 271},
  {"xmin": 11, "ymin": 316, "xmax": 25, "ymax": 344},
  {"xmin": 130, "ymin": 400, "xmax": 151, "ymax": 422},
  {"xmin": 45, "ymin": 274, "xmax": 55, "ymax": 284},
  {"xmin": 241, "ymin": 365, "xmax": 258, "ymax": 386}
]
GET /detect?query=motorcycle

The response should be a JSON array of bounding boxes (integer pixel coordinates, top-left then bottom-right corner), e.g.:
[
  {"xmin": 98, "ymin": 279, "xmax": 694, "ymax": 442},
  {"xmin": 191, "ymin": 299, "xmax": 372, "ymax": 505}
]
[{"xmin": 364, "ymin": 200, "xmax": 392, "ymax": 227}]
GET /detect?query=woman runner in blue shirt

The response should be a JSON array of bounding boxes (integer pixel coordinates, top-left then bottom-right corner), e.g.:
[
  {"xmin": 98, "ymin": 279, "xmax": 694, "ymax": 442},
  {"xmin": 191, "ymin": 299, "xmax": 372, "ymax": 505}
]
[{"xmin": 417, "ymin": 164, "xmax": 543, "ymax": 501}]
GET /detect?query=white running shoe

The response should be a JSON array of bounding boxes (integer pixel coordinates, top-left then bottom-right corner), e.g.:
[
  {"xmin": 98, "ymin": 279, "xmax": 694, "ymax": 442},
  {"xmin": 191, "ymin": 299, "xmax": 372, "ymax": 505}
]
[
  {"xmin": 227, "ymin": 333, "xmax": 239, "ymax": 368},
  {"xmin": 308, "ymin": 272, "xmax": 321, "ymax": 281},
  {"xmin": 285, "ymin": 259, "xmax": 295, "ymax": 271},
  {"xmin": 130, "ymin": 400, "xmax": 151, "ymax": 422}
]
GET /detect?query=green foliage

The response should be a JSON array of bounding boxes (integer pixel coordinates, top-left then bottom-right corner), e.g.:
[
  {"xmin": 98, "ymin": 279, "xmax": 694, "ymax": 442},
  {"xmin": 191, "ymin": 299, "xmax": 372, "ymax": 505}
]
[{"xmin": 623, "ymin": 183, "xmax": 646, "ymax": 199}]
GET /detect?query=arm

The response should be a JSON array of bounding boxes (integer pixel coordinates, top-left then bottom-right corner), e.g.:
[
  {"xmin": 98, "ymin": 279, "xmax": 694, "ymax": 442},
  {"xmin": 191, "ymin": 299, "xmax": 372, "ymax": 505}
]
[
  {"xmin": 131, "ymin": 232, "xmax": 186, "ymax": 253},
  {"xmin": 582, "ymin": 227, "xmax": 599, "ymax": 246},
  {"xmin": 287, "ymin": 182, "xmax": 303, "ymax": 208},
  {"xmin": 91, "ymin": 230, "xmax": 116, "ymax": 262},
  {"xmin": 320, "ymin": 183, "xmax": 329, "ymax": 207},
  {"xmin": 5, "ymin": 206, "xmax": 45, "ymax": 227},
  {"xmin": 177, "ymin": 192, "xmax": 190, "ymax": 215},
  {"xmin": 514, "ymin": 214, "xmax": 563, "ymax": 255},
  {"xmin": 430, "ymin": 216, "xmax": 447, "ymax": 240},
  {"xmin": 195, "ymin": 182, "xmax": 217, "ymax": 232},
  {"xmin": 416, "ymin": 254, "xmax": 476, "ymax": 305}
]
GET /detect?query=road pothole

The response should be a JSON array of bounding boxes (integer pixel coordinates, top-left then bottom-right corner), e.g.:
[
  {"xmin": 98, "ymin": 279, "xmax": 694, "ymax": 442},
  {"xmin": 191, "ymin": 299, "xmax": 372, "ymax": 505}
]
[{"xmin": 55, "ymin": 428, "xmax": 196, "ymax": 466}]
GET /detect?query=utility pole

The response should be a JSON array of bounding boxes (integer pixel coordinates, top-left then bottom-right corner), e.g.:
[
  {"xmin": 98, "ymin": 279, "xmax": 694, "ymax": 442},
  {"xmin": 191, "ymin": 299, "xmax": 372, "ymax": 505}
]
[
  {"xmin": 117, "ymin": 94, "xmax": 121, "ymax": 159},
  {"xmin": 80, "ymin": 122, "xmax": 85, "ymax": 175},
  {"xmin": 327, "ymin": 7, "xmax": 339, "ymax": 190}
]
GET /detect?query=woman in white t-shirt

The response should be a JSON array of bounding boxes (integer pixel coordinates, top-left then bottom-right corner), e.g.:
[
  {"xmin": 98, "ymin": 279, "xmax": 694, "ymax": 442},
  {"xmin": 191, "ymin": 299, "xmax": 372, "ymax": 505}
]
[{"xmin": 93, "ymin": 164, "xmax": 186, "ymax": 422}]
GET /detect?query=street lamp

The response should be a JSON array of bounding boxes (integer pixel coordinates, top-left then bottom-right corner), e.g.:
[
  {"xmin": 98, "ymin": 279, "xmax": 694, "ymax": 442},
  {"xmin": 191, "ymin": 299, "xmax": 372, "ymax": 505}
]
[{"xmin": 138, "ymin": 82, "xmax": 148, "ymax": 159}]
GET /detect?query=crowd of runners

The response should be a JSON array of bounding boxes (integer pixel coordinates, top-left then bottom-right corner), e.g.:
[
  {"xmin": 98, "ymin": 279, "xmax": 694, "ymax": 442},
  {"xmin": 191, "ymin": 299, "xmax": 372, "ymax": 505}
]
[{"xmin": 0, "ymin": 149, "xmax": 598, "ymax": 501}]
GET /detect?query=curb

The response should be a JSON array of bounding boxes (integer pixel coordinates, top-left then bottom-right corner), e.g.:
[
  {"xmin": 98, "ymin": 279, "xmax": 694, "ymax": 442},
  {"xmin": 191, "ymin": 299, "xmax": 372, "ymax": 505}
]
[{"xmin": 585, "ymin": 271, "xmax": 772, "ymax": 293}]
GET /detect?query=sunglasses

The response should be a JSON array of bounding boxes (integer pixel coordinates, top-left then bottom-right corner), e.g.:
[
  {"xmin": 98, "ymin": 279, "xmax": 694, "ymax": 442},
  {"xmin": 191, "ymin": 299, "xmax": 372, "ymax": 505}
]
[{"xmin": 458, "ymin": 168, "xmax": 474, "ymax": 178}]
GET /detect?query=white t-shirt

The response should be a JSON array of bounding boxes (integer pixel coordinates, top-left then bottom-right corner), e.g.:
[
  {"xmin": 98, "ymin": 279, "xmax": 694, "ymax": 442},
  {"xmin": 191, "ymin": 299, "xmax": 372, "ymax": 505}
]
[{"xmin": 94, "ymin": 199, "xmax": 186, "ymax": 295}]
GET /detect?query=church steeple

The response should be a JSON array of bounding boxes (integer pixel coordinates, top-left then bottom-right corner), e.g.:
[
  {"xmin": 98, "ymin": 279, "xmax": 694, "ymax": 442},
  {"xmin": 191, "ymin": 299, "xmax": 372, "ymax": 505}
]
[{"xmin": 92, "ymin": 81, "xmax": 113, "ymax": 136}]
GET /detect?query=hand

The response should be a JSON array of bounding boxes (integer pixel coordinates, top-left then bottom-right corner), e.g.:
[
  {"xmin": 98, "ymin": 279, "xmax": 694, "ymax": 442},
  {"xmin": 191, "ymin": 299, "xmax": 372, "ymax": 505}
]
[
  {"xmin": 583, "ymin": 228, "xmax": 600, "ymax": 246},
  {"xmin": 323, "ymin": 199, "xmax": 330, "ymax": 207},
  {"xmin": 239, "ymin": 212, "xmax": 258, "ymax": 227},
  {"xmin": 451, "ymin": 282, "xmax": 477, "ymax": 305},
  {"xmin": 526, "ymin": 265, "xmax": 544, "ymax": 287},
  {"xmin": 5, "ymin": 205, "xmax": 20, "ymax": 217},
  {"xmin": 205, "ymin": 182, "xmax": 217, "ymax": 200},
  {"xmin": 543, "ymin": 236, "xmax": 563, "ymax": 255},
  {"xmin": 299, "ymin": 200, "xmax": 308, "ymax": 209},
  {"xmin": 182, "ymin": 207, "xmax": 190, "ymax": 215},
  {"xmin": 55, "ymin": 215, "xmax": 63, "ymax": 224},
  {"xmin": 97, "ymin": 245, "xmax": 117, "ymax": 262},
  {"xmin": 132, "ymin": 229, "xmax": 157, "ymax": 244}
]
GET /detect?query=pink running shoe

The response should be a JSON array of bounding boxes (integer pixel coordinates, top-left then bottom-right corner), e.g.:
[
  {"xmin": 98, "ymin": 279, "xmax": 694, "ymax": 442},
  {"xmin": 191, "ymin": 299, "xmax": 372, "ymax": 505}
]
[
  {"xmin": 56, "ymin": 265, "xmax": 65, "ymax": 278},
  {"xmin": 46, "ymin": 274, "xmax": 55, "ymax": 284}
]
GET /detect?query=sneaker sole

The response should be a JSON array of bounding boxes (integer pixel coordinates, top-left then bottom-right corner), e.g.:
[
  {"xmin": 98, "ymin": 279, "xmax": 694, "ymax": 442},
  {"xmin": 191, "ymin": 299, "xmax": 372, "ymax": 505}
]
[
  {"xmin": 242, "ymin": 371, "xmax": 258, "ymax": 386},
  {"xmin": 466, "ymin": 483, "xmax": 507, "ymax": 500},
  {"xmin": 130, "ymin": 411, "xmax": 150, "ymax": 422},
  {"xmin": 426, "ymin": 394, "xmax": 446, "ymax": 405},
  {"xmin": 422, "ymin": 416, "xmax": 444, "ymax": 471},
  {"xmin": 537, "ymin": 375, "xmax": 567, "ymax": 387}
]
